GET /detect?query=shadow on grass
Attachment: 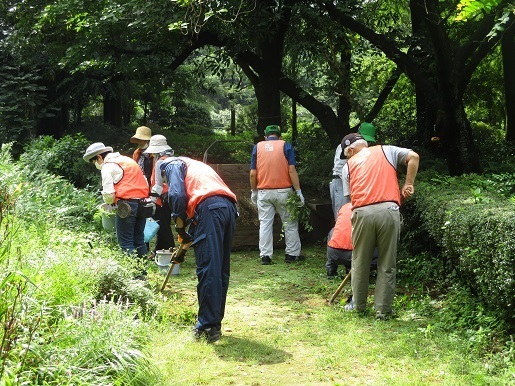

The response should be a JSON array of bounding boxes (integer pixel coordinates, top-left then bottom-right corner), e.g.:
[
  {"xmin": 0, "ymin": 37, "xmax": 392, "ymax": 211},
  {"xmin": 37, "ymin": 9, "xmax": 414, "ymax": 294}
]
[{"xmin": 213, "ymin": 336, "xmax": 293, "ymax": 364}]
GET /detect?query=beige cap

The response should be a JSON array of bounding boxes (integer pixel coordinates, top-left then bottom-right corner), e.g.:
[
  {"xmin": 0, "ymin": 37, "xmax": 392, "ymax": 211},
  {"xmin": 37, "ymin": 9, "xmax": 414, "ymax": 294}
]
[{"xmin": 130, "ymin": 126, "xmax": 152, "ymax": 143}]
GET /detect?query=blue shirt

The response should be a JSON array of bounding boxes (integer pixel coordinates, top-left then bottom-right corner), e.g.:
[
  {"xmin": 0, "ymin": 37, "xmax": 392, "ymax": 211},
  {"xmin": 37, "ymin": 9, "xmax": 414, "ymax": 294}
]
[
  {"xmin": 250, "ymin": 137, "xmax": 296, "ymax": 170},
  {"xmin": 159, "ymin": 157, "xmax": 188, "ymax": 222}
]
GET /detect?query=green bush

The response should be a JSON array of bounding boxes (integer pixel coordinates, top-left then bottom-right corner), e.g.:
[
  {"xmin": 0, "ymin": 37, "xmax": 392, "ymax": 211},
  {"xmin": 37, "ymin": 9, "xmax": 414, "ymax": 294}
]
[
  {"xmin": 20, "ymin": 133, "xmax": 100, "ymax": 189},
  {"xmin": 404, "ymin": 172, "xmax": 515, "ymax": 326}
]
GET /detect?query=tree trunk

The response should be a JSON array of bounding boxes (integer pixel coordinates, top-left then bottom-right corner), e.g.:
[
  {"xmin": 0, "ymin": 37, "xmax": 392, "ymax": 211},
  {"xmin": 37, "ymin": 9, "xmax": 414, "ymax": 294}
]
[
  {"xmin": 103, "ymin": 86, "xmax": 123, "ymax": 128},
  {"xmin": 230, "ymin": 105, "xmax": 236, "ymax": 136},
  {"xmin": 292, "ymin": 98, "xmax": 297, "ymax": 146},
  {"xmin": 502, "ymin": 24, "xmax": 515, "ymax": 141}
]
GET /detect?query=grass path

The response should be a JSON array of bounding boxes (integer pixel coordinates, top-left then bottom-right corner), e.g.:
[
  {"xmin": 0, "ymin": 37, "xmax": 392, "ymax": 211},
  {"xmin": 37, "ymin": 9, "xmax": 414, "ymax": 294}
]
[{"xmin": 147, "ymin": 246, "xmax": 507, "ymax": 385}]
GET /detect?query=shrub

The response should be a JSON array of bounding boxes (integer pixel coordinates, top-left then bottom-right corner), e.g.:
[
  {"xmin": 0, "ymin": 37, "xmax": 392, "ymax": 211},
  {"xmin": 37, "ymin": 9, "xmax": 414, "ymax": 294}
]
[
  {"xmin": 404, "ymin": 171, "xmax": 515, "ymax": 326},
  {"xmin": 20, "ymin": 133, "xmax": 99, "ymax": 189}
]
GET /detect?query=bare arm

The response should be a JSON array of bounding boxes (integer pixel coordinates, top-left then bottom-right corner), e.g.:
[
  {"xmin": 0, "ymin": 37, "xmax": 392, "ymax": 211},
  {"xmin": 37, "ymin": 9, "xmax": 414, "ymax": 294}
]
[
  {"xmin": 288, "ymin": 165, "xmax": 301, "ymax": 191},
  {"xmin": 250, "ymin": 169, "xmax": 258, "ymax": 191},
  {"xmin": 401, "ymin": 150, "xmax": 420, "ymax": 199}
]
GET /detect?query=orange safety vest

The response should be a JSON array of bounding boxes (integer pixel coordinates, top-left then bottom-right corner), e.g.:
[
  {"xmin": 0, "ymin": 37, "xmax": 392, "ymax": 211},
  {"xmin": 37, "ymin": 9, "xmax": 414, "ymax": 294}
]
[
  {"xmin": 132, "ymin": 148, "xmax": 143, "ymax": 162},
  {"xmin": 105, "ymin": 155, "xmax": 149, "ymax": 203},
  {"xmin": 150, "ymin": 155, "xmax": 169, "ymax": 206},
  {"xmin": 348, "ymin": 146, "xmax": 401, "ymax": 208},
  {"xmin": 328, "ymin": 202, "xmax": 353, "ymax": 250},
  {"xmin": 180, "ymin": 157, "xmax": 237, "ymax": 219},
  {"xmin": 256, "ymin": 140, "xmax": 291, "ymax": 189}
]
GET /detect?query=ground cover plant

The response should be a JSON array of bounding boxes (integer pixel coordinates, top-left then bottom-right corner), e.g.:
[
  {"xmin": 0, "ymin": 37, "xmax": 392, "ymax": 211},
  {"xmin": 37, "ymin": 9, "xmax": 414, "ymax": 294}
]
[{"xmin": 1, "ymin": 140, "xmax": 514, "ymax": 385}]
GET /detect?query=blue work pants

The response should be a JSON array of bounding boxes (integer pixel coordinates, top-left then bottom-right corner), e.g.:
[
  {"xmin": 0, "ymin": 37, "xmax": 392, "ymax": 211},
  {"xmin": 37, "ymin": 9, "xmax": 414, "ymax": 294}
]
[{"xmin": 189, "ymin": 196, "xmax": 237, "ymax": 331}]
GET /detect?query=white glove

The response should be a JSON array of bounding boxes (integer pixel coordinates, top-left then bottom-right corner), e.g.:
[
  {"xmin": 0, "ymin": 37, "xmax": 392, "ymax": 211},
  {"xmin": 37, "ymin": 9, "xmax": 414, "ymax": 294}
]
[
  {"xmin": 251, "ymin": 190, "xmax": 258, "ymax": 206},
  {"xmin": 296, "ymin": 190, "xmax": 305, "ymax": 206}
]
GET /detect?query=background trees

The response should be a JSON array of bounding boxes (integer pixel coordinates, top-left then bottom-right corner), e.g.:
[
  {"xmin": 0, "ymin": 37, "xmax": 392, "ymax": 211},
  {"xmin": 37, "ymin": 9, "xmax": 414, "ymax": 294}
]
[{"xmin": 0, "ymin": 0, "xmax": 513, "ymax": 176}]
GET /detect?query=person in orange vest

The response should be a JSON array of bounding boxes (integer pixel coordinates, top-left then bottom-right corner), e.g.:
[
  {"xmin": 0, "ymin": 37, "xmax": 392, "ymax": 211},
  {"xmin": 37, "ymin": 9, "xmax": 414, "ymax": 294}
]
[
  {"xmin": 83, "ymin": 142, "xmax": 150, "ymax": 258},
  {"xmin": 326, "ymin": 202, "xmax": 378, "ymax": 279},
  {"xmin": 131, "ymin": 130, "xmax": 175, "ymax": 255},
  {"xmin": 249, "ymin": 124, "xmax": 305, "ymax": 265},
  {"xmin": 329, "ymin": 122, "xmax": 376, "ymax": 220},
  {"xmin": 130, "ymin": 126, "xmax": 153, "ymax": 186},
  {"xmin": 147, "ymin": 136, "xmax": 238, "ymax": 343},
  {"xmin": 341, "ymin": 132, "xmax": 419, "ymax": 319}
]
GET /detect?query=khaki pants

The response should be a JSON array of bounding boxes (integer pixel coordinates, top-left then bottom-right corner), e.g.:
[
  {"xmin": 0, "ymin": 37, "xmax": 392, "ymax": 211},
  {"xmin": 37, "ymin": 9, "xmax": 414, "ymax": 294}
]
[{"xmin": 351, "ymin": 202, "xmax": 400, "ymax": 313}]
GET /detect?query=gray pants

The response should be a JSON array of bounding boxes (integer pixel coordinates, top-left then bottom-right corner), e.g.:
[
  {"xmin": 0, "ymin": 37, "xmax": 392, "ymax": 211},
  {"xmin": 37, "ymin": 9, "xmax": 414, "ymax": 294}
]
[
  {"xmin": 257, "ymin": 188, "xmax": 301, "ymax": 258},
  {"xmin": 351, "ymin": 202, "xmax": 400, "ymax": 313},
  {"xmin": 329, "ymin": 178, "xmax": 344, "ymax": 220}
]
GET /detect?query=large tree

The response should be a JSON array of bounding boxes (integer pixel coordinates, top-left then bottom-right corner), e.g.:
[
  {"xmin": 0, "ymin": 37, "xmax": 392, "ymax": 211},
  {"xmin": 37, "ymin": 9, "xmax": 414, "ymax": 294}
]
[{"xmin": 319, "ymin": 0, "xmax": 515, "ymax": 175}]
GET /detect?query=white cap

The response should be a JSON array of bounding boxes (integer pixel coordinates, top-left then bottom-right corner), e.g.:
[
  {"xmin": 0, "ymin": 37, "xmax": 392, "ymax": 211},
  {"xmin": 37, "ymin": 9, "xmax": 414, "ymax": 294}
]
[
  {"xmin": 144, "ymin": 135, "xmax": 172, "ymax": 154},
  {"xmin": 83, "ymin": 142, "xmax": 113, "ymax": 162}
]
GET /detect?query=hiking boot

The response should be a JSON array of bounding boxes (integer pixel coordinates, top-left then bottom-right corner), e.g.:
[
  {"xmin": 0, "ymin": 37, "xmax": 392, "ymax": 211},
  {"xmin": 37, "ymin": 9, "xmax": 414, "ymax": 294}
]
[
  {"xmin": 285, "ymin": 254, "xmax": 306, "ymax": 263},
  {"xmin": 193, "ymin": 327, "xmax": 221, "ymax": 343},
  {"xmin": 261, "ymin": 256, "xmax": 272, "ymax": 265},
  {"xmin": 327, "ymin": 269, "xmax": 338, "ymax": 279}
]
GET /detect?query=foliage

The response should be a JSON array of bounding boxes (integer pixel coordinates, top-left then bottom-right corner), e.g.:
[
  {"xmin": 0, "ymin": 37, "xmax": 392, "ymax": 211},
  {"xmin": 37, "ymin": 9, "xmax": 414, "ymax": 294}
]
[
  {"xmin": 0, "ymin": 58, "xmax": 47, "ymax": 155},
  {"xmin": 403, "ymin": 171, "xmax": 515, "ymax": 326},
  {"xmin": 0, "ymin": 142, "xmax": 162, "ymax": 384},
  {"xmin": 93, "ymin": 259, "xmax": 159, "ymax": 318},
  {"xmin": 285, "ymin": 191, "xmax": 313, "ymax": 234},
  {"xmin": 293, "ymin": 122, "xmax": 333, "ymax": 199},
  {"xmin": 20, "ymin": 133, "xmax": 99, "ymax": 188}
]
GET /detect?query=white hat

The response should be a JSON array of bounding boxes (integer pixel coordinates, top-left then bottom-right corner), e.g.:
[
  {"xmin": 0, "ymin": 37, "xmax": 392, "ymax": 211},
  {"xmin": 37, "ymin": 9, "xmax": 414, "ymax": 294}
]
[
  {"xmin": 144, "ymin": 135, "xmax": 172, "ymax": 154},
  {"xmin": 130, "ymin": 126, "xmax": 152, "ymax": 143},
  {"xmin": 83, "ymin": 142, "xmax": 113, "ymax": 162}
]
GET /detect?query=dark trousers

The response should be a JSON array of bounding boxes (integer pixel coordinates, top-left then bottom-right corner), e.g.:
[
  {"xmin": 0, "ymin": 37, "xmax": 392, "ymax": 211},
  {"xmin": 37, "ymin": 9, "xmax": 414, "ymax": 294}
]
[
  {"xmin": 189, "ymin": 196, "xmax": 237, "ymax": 331},
  {"xmin": 115, "ymin": 200, "xmax": 147, "ymax": 257},
  {"xmin": 153, "ymin": 199, "xmax": 175, "ymax": 251}
]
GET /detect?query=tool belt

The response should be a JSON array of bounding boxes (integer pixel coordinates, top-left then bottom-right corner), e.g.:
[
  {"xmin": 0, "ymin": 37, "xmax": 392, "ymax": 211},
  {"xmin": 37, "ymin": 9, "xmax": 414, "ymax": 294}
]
[{"xmin": 136, "ymin": 198, "xmax": 154, "ymax": 218}]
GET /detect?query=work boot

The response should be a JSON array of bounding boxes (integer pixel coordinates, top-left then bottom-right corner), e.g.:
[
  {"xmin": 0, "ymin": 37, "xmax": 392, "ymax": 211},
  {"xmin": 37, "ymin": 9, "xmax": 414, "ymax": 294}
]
[
  {"xmin": 193, "ymin": 327, "xmax": 221, "ymax": 343},
  {"xmin": 285, "ymin": 254, "xmax": 306, "ymax": 263},
  {"xmin": 261, "ymin": 256, "xmax": 272, "ymax": 265}
]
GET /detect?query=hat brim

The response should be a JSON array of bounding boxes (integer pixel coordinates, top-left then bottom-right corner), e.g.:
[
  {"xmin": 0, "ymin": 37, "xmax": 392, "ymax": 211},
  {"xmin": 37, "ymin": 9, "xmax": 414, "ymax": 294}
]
[
  {"xmin": 144, "ymin": 145, "xmax": 171, "ymax": 154},
  {"xmin": 83, "ymin": 146, "xmax": 113, "ymax": 162},
  {"xmin": 361, "ymin": 134, "xmax": 376, "ymax": 142},
  {"xmin": 130, "ymin": 135, "xmax": 151, "ymax": 143}
]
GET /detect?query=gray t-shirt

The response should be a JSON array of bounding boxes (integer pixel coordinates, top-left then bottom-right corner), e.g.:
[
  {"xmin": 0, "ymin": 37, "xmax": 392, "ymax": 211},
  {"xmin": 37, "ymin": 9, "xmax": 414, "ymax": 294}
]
[{"xmin": 342, "ymin": 145, "xmax": 410, "ymax": 197}]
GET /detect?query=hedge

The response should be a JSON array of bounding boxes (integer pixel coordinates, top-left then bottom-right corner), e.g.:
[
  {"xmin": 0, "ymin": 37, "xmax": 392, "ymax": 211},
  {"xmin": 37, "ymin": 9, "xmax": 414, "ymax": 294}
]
[{"xmin": 405, "ymin": 173, "xmax": 515, "ymax": 325}]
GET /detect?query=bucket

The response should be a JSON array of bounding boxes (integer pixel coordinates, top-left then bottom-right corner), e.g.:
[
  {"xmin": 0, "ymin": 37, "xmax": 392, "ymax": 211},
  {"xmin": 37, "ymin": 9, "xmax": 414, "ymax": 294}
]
[
  {"xmin": 155, "ymin": 250, "xmax": 181, "ymax": 275},
  {"xmin": 99, "ymin": 203, "xmax": 116, "ymax": 231},
  {"xmin": 144, "ymin": 219, "xmax": 160, "ymax": 243}
]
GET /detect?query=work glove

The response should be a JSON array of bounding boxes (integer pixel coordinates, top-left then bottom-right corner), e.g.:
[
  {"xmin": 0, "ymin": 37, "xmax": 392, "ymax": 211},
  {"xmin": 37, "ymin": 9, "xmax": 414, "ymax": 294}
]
[
  {"xmin": 296, "ymin": 190, "xmax": 305, "ymax": 206},
  {"xmin": 251, "ymin": 190, "xmax": 258, "ymax": 206},
  {"xmin": 175, "ymin": 226, "xmax": 193, "ymax": 244}
]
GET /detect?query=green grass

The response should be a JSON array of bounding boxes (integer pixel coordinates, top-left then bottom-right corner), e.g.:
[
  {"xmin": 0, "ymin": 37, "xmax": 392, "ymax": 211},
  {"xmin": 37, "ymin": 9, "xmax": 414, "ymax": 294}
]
[{"xmin": 146, "ymin": 246, "xmax": 515, "ymax": 386}]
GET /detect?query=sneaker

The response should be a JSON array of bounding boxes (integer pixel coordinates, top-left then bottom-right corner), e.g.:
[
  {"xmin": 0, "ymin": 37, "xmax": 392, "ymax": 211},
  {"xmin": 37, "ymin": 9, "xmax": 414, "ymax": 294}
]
[
  {"xmin": 193, "ymin": 327, "xmax": 221, "ymax": 343},
  {"xmin": 344, "ymin": 298, "xmax": 355, "ymax": 311},
  {"xmin": 376, "ymin": 309, "xmax": 396, "ymax": 320},
  {"xmin": 261, "ymin": 256, "xmax": 272, "ymax": 265},
  {"xmin": 285, "ymin": 254, "xmax": 306, "ymax": 263}
]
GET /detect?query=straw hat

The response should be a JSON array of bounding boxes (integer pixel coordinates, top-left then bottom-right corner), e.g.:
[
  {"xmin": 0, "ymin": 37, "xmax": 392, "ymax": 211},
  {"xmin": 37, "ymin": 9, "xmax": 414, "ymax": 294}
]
[{"xmin": 130, "ymin": 126, "xmax": 152, "ymax": 143}]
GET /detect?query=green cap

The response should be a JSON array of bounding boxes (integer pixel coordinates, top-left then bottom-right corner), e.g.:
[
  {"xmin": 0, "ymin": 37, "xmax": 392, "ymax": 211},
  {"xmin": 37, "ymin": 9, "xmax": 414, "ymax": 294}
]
[
  {"xmin": 265, "ymin": 125, "xmax": 281, "ymax": 136},
  {"xmin": 358, "ymin": 122, "xmax": 376, "ymax": 142}
]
